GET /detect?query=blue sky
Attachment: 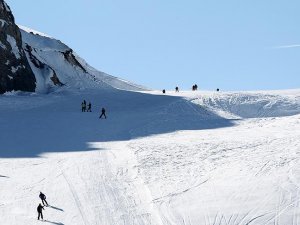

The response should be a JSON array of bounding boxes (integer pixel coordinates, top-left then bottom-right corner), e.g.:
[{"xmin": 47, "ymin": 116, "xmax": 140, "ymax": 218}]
[{"xmin": 6, "ymin": 0, "xmax": 300, "ymax": 90}]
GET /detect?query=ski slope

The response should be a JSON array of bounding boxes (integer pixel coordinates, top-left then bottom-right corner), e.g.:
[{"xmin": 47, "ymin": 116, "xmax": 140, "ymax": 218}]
[{"xmin": 0, "ymin": 89, "xmax": 300, "ymax": 225}]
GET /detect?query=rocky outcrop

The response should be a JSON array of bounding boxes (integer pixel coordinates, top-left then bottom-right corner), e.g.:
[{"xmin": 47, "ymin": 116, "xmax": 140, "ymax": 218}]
[
  {"xmin": 0, "ymin": 0, "xmax": 36, "ymax": 94},
  {"xmin": 62, "ymin": 49, "xmax": 87, "ymax": 73}
]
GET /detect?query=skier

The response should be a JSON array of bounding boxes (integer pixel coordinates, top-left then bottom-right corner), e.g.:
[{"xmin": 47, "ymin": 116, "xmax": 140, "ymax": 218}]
[
  {"xmin": 216, "ymin": 88, "xmax": 220, "ymax": 92},
  {"xmin": 162, "ymin": 89, "xmax": 166, "ymax": 94},
  {"xmin": 37, "ymin": 203, "xmax": 45, "ymax": 220},
  {"xmin": 175, "ymin": 87, "xmax": 179, "ymax": 92},
  {"xmin": 99, "ymin": 108, "xmax": 107, "ymax": 119},
  {"xmin": 192, "ymin": 84, "xmax": 198, "ymax": 91},
  {"xmin": 87, "ymin": 102, "xmax": 92, "ymax": 112},
  {"xmin": 39, "ymin": 192, "xmax": 48, "ymax": 206},
  {"xmin": 81, "ymin": 101, "xmax": 86, "ymax": 112}
]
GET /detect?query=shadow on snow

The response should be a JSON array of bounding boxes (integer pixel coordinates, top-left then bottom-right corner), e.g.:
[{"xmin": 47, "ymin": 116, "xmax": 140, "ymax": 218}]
[
  {"xmin": 0, "ymin": 89, "xmax": 236, "ymax": 158},
  {"xmin": 43, "ymin": 220, "xmax": 64, "ymax": 225},
  {"xmin": 48, "ymin": 205, "xmax": 64, "ymax": 212}
]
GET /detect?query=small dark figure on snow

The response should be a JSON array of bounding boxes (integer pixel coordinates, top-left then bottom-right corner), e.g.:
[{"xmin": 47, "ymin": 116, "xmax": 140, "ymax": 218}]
[
  {"xmin": 37, "ymin": 203, "xmax": 45, "ymax": 220},
  {"xmin": 87, "ymin": 102, "xmax": 92, "ymax": 112},
  {"xmin": 216, "ymin": 88, "xmax": 220, "ymax": 92},
  {"xmin": 99, "ymin": 108, "xmax": 107, "ymax": 119},
  {"xmin": 81, "ymin": 100, "xmax": 86, "ymax": 112},
  {"xmin": 175, "ymin": 87, "xmax": 179, "ymax": 92},
  {"xmin": 162, "ymin": 89, "xmax": 166, "ymax": 94},
  {"xmin": 192, "ymin": 84, "xmax": 198, "ymax": 91},
  {"xmin": 39, "ymin": 192, "xmax": 48, "ymax": 206}
]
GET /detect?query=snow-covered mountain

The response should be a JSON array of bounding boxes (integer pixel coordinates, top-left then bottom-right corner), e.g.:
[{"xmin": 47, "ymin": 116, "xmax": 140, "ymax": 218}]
[
  {"xmin": 1, "ymin": 1, "xmax": 300, "ymax": 225},
  {"xmin": 0, "ymin": 0, "xmax": 36, "ymax": 94},
  {"xmin": 19, "ymin": 26, "xmax": 146, "ymax": 94},
  {"xmin": 0, "ymin": 0, "xmax": 145, "ymax": 94}
]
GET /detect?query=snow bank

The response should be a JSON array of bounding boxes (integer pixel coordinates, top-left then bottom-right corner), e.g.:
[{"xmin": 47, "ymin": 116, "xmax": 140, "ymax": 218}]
[{"xmin": 191, "ymin": 91, "xmax": 300, "ymax": 118}]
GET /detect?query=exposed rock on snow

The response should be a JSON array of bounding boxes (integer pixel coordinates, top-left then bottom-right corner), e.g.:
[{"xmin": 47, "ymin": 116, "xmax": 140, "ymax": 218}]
[
  {"xmin": 0, "ymin": 0, "xmax": 36, "ymax": 94},
  {"xmin": 20, "ymin": 26, "xmax": 146, "ymax": 93},
  {"xmin": 0, "ymin": 0, "xmax": 144, "ymax": 95}
]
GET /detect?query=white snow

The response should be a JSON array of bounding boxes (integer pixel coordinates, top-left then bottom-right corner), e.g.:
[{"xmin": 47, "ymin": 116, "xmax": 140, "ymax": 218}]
[
  {"xmin": 11, "ymin": 65, "xmax": 21, "ymax": 73},
  {"xmin": 6, "ymin": 34, "xmax": 21, "ymax": 59},
  {"xmin": 0, "ymin": 89, "xmax": 300, "ymax": 225},
  {"xmin": 18, "ymin": 25, "xmax": 53, "ymax": 38},
  {"xmin": 0, "ymin": 19, "xmax": 8, "ymax": 27},
  {"xmin": 19, "ymin": 27, "xmax": 146, "ymax": 93},
  {"xmin": 0, "ymin": 40, "xmax": 6, "ymax": 49},
  {"xmin": 3, "ymin": 1, "xmax": 11, "ymax": 12}
]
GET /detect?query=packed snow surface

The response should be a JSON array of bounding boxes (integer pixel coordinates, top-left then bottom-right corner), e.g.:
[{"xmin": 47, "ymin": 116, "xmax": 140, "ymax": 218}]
[{"xmin": 0, "ymin": 89, "xmax": 300, "ymax": 225}]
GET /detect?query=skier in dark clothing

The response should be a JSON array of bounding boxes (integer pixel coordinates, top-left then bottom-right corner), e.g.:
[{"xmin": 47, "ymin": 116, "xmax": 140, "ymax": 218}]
[
  {"xmin": 81, "ymin": 101, "xmax": 86, "ymax": 112},
  {"xmin": 37, "ymin": 203, "xmax": 45, "ymax": 220},
  {"xmin": 99, "ymin": 108, "xmax": 107, "ymax": 119},
  {"xmin": 162, "ymin": 89, "xmax": 166, "ymax": 94},
  {"xmin": 87, "ymin": 102, "xmax": 92, "ymax": 112},
  {"xmin": 39, "ymin": 192, "xmax": 48, "ymax": 206},
  {"xmin": 175, "ymin": 87, "xmax": 179, "ymax": 92}
]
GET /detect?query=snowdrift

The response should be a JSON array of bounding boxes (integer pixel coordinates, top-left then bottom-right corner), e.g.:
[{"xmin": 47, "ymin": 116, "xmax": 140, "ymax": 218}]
[{"xmin": 191, "ymin": 90, "xmax": 300, "ymax": 118}]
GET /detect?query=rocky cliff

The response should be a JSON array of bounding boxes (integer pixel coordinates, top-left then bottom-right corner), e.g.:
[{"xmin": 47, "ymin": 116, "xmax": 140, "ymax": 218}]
[{"xmin": 0, "ymin": 0, "xmax": 36, "ymax": 94}]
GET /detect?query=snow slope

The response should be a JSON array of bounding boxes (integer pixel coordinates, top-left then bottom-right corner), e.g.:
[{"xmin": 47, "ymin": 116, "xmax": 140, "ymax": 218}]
[
  {"xmin": 0, "ymin": 89, "xmax": 300, "ymax": 225},
  {"xmin": 19, "ymin": 26, "xmax": 146, "ymax": 93}
]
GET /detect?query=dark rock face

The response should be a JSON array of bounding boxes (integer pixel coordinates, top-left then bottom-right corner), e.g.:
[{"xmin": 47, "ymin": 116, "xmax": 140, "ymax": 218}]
[
  {"xmin": 63, "ymin": 49, "xmax": 87, "ymax": 73},
  {"xmin": 0, "ymin": 0, "xmax": 36, "ymax": 94}
]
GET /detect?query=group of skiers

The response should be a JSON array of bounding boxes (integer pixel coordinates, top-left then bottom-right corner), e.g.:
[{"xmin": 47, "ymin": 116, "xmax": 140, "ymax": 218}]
[
  {"xmin": 161, "ymin": 85, "xmax": 220, "ymax": 93},
  {"xmin": 162, "ymin": 84, "xmax": 198, "ymax": 93},
  {"xmin": 81, "ymin": 100, "xmax": 92, "ymax": 112},
  {"xmin": 192, "ymin": 84, "xmax": 198, "ymax": 91},
  {"xmin": 37, "ymin": 192, "xmax": 48, "ymax": 220},
  {"xmin": 81, "ymin": 100, "xmax": 107, "ymax": 119}
]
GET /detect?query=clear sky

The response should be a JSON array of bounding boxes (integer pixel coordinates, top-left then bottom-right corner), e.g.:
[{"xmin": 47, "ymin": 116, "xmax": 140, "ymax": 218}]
[{"xmin": 5, "ymin": 0, "xmax": 300, "ymax": 91}]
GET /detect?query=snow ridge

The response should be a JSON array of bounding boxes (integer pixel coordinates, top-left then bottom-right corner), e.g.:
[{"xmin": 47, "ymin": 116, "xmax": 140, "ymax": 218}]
[{"xmin": 19, "ymin": 26, "xmax": 146, "ymax": 93}]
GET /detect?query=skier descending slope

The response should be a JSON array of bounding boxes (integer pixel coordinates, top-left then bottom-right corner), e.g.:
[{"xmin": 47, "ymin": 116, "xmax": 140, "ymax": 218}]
[
  {"xmin": 37, "ymin": 203, "xmax": 45, "ymax": 220},
  {"xmin": 99, "ymin": 107, "xmax": 107, "ymax": 119},
  {"xmin": 39, "ymin": 192, "xmax": 49, "ymax": 206}
]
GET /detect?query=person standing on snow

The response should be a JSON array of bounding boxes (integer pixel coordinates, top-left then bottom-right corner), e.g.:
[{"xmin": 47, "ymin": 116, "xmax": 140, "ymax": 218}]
[
  {"xmin": 87, "ymin": 102, "xmax": 92, "ymax": 112},
  {"xmin": 175, "ymin": 87, "xmax": 179, "ymax": 92},
  {"xmin": 37, "ymin": 203, "xmax": 45, "ymax": 220},
  {"xmin": 39, "ymin": 192, "xmax": 49, "ymax": 206},
  {"xmin": 81, "ymin": 101, "xmax": 86, "ymax": 112},
  {"xmin": 99, "ymin": 108, "xmax": 107, "ymax": 119}
]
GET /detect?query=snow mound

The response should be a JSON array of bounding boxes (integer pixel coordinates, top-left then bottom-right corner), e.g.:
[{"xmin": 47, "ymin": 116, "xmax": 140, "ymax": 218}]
[{"xmin": 191, "ymin": 90, "xmax": 300, "ymax": 118}]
